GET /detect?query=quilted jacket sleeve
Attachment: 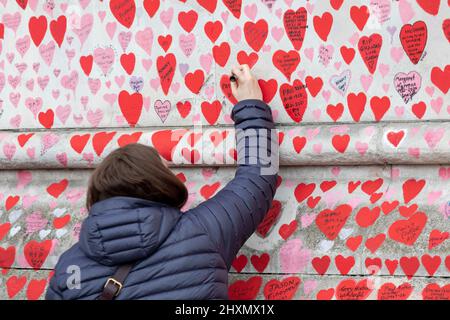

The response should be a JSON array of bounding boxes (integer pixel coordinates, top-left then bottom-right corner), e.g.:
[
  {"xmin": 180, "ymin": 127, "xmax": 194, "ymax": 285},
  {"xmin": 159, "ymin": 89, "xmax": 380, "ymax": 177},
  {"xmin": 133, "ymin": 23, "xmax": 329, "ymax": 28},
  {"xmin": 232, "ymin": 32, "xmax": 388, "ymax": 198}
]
[
  {"xmin": 186, "ymin": 99, "xmax": 279, "ymax": 270},
  {"xmin": 45, "ymin": 272, "xmax": 63, "ymax": 300}
]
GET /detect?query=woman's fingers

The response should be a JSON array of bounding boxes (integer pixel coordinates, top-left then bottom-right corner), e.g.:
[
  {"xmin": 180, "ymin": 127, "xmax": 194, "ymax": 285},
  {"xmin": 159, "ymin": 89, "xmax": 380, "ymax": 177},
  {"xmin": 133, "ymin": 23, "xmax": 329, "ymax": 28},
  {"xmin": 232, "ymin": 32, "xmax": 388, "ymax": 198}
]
[{"xmin": 231, "ymin": 65, "xmax": 245, "ymax": 79}]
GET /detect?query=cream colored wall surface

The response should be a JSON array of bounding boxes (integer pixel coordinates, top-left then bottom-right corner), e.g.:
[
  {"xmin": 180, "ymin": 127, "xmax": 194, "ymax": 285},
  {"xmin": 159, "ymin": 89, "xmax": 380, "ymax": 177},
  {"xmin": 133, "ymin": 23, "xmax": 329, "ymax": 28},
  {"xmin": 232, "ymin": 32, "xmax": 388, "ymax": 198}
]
[{"xmin": 0, "ymin": 0, "xmax": 449, "ymax": 300}]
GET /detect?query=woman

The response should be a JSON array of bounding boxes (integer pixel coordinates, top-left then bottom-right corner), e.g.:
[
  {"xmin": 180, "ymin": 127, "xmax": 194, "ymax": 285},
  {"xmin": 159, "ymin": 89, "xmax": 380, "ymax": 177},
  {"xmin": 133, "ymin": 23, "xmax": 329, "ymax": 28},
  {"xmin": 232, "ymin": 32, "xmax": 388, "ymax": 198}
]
[{"xmin": 45, "ymin": 65, "xmax": 279, "ymax": 299}]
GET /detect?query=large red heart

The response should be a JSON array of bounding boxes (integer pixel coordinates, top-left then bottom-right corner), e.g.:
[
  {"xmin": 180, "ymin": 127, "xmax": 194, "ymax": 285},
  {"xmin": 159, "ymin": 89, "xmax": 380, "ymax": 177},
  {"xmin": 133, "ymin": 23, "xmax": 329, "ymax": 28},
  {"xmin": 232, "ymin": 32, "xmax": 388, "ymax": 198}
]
[
  {"xmin": 118, "ymin": 91, "xmax": 143, "ymax": 127},
  {"xmin": 178, "ymin": 10, "xmax": 198, "ymax": 33},
  {"xmin": 256, "ymin": 200, "xmax": 282, "ymax": 238},
  {"xmin": 228, "ymin": 276, "xmax": 262, "ymax": 300},
  {"xmin": 336, "ymin": 279, "xmax": 372, "ymax": 300},
  {"xmin": 416, "ymin": 0, "xmax": 441, "ymax": 16},
  {"xmin": 47, "ymin": 179, "xmax": 68, "ymax": 198},
  {"xmin": 24, "ymin": 240, "xmax": 52, "ymax": 270},
  {"xmin": 350, "ymin": 5, "xmax": 370, "ymax": 31},
  {"xmin": 237, "ymin": 51, "xmax": 258, "ymax": 68},
  {"xmin": 143, "ymin": 0, "xmax": 160, "ymax": 18},
  {"xmin": 0, "ymin": 246, "xmax": 15, "ymax": 271},
  {"xmin": 120, "ymin": 53, "xmax": 136, "ymax": 75},
  {"xmin": 335, "ymin": 255, "xmax": 355, "ymax": 275},
  {"xmin": 305, "ymin": 76, "xmax": 323, "ymax": 97},
  {"xmin": 422, "ymin": 283, "xmax": 450, "ymax": 300},
  {"xmin": 312, "ymin": 256, "xmax": 331, "ymax": 275},
  {"xmin": 5, "ymin": 196, "xmax": 20, "ymax": 211},
  {"xmin": 0, "ymin": 223, "xmax": 11, "ymax": 242},
  {"xmin": 278, "ymin": 220, "xmax": 298, "ymax": 240},
  {"xmin": 26, "ymin": 279, "xmax": 47, "ymax": 300},
  {"xmin": 16, "ymin": 0, "xmax": 28, "ymax": 10},
  {"xmin": 331, "ymin": 134, "xmax": 350, "ymax": 153},
  {"xmin": 264, "ymin": 277, "xmax": 301, "ymax": 300},
  {"xmin": 38, "ymin": 109, "xmax": 54, "ymax": 129},
  {"xmin": 370, "ymin": 96, "xmax": 390, "ymax": 121},
  {"xmin": 50, "ymin": 16, "xmax": 66, "ymax": 48},
  {"xmin": 109, "ymin": 0, "xmax": 136, "ymax": 28},
  {"xmin": 201, "ymin": 100, "xmax": 222, "ymax": 125},
  {"xmin": 29, "ymin": 16, "xmax": 47, "ymax": 47},
  {"xmin": 365, "ymin": 233, "xmax": 386, "ymax": 253},
  {"xmin": 327, "ymin": 103, "xmax": 344, "ymax": 121},
  {"xmin": 316, "ymin": 204, "xmax": 352, "ymax": 240},
  {"xmin": 294, "ymin": 183, "xmax": 316, "ymax": 203},
  {"xmin": 273, "ymin": 50, "xmax": 300, "ymax": 81},
  {"xmin": 70, "ymin": 134, "xmax": 90, "ymax": 154},
  {"xmin": 377, "ymin": 283, "xmax": 413, "ymax": 300},
  {"xmin": 244, "ymin": 19, "xmax": 268, "ymax": 52},
  {"xmin": 92, "ymin": 131, "xmax": 116, "ymax": 157},
  {"xmin": 200, "ymin": 182, "xmax": 221, "ymax": 199},
  {"xmin": 157, "ymin": 53, "xmax": 176, "ymax": 95},
  {"xmin": 258, "ymin": 79, "xmax": 278, "ymax": 103},
  {"xmin": 250, "ymin": 253, "xmax": 270, "ymax": 273},
  {"xmin": 196, "ymin": 0, "xmax": 218, "ymax": 14},
  {"xmin": 443, "ymin": 19, "xmax": 450, "ymax": 42},
  {"xmin": 399, "ymin": 256, "xmax": 420, "ymax": 279},
  {"xmin": 279, "ymin": 79, "xmax": 308, "ymax": 123},
  {"xmin": 176, "ymin": 101, "xmax": 192, "ymax": 118},
  {"xmin": 292, "ymin": 136, "xmax": 307, "ymax": 154},
  {"xmin": 400, "ymin": 21, "xmax": 428, "ymax": 65},
  {"xmin": 402, "ymin": 178, "xmax": 426, "ymax": 203},
  {"xmin": 223, "ymin": 0, "xmax": 242, "ymax": 19},
  {"xmin": 213, "ymin": 42, "xmax": 231, "ymax": 67},
  {"xmin": 421, "ymin": 254, "xmax": 441, "ymax": 276},
  {"xmin": 79, "ymin": 55, "xmax": 93, "ymax": 76},
  {"xmin": 387, "ymin": 130, "xmax": 405, "ymax": 147},
  {"xmin": 220, "ymin": 75, "xmax": 237, "ymax": 105},
  {"xmin": 231, "ymin": 255, "xmax": 247, "ymax": 273},
  {"xmin": 355, "ymin": 206, "xmax": 380, "ymax": 228},
  {"xmin": 151, "ymin": 129, "xmax": 187, "ymax": 162},
  {"xmin": 340, "ymin": 46, "xmax": 356, "ymax": 64},
  {"xmin": 430, "ymin": 65, "xmax": 450, "ymax": 94},
  {"xmin": 358, "ymin": 33, "xmax": 382, "ymax": 74},
  {"xmin": 185, "ymin": 69, "xmax": 205, "ymax": 94},
  {"xmin": 6, "ymin": 276, "xmax": 26, "ymax": 299},
  {"xmin": 283, "ymin": 8, "xmax": 308, "ymax": 51},
  {"xmin": 117, "ymin": 132, "xmax": 142, "ymax": 147},
  {"xmin": 330, "ymin": 0, "xmax": 344, "ymax": 10},
  {"xmin": 428, "ymin": 229, "xmax": 449, "ymax": 250},
  {"xmin": 347, "ymin": 92, "xmax": 366, "ymax": 122},
  {"xmin": 313, "ymin": 12, "xmax": 333, "ymax": 41},
  {"xmin": 388, "ymin": 212, "xmax": 427, "ymax": 246},
  {"xmin": 204, "ymin": 21, "xmax": 223, "ymax": 43}
]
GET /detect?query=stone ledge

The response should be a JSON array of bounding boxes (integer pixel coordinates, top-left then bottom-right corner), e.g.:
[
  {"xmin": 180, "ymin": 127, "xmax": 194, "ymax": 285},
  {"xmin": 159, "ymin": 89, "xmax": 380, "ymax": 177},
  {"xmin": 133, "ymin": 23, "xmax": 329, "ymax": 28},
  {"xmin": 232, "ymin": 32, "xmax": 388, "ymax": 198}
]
[{"xmin": 0, "ymin": 121, "xmax": 448, "ymax": 169}]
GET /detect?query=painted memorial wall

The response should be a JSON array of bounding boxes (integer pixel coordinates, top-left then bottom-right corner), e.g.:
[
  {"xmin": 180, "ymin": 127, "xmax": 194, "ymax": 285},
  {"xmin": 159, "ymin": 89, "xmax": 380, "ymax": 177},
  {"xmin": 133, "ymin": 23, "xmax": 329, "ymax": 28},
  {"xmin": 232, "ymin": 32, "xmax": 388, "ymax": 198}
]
[{"xmin": 0, "ymin": 0, "xmax": 449, "ymax": 300}]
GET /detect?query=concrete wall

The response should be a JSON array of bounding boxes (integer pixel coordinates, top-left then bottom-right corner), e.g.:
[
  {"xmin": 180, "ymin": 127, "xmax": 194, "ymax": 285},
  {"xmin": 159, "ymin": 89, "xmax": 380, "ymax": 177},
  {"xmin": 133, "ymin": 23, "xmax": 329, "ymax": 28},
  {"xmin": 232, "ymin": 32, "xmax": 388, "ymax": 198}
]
[{"xmin": 0, "ymin": 0, "xmax": 449, "ymax": 300}]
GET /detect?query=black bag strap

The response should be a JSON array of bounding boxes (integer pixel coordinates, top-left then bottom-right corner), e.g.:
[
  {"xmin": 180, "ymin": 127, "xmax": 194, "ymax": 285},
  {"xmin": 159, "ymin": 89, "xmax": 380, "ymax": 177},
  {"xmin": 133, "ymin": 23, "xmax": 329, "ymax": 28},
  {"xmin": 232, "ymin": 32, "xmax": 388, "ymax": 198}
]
[{"xmin": 97, "ymin": 264, "xmax": 134, "ymax": 300}]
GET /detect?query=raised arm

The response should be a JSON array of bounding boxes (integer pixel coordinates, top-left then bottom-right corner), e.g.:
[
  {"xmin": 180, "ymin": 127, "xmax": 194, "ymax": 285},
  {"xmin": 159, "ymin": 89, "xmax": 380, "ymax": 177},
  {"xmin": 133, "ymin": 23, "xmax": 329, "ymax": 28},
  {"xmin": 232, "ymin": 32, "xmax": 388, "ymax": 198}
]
[{"xmin": 186, "ymin": 65, "xmax": 279, "ymax": 269}]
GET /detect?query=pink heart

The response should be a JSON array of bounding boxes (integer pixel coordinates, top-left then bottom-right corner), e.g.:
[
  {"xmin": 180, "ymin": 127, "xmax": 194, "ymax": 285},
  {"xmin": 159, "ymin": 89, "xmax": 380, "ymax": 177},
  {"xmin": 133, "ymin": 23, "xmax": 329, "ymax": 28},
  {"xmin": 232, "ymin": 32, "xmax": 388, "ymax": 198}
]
[
  {"xmin": 87, "ymin": 108, "xmax": 104, "ymax": 127},
  {"xmin": 230, "ymin": 26, "xmax": 242, "ymax": 43},
  {"xmin": 72, "ymin": 14, "xmax": 94, "ymax": 47},
  {"xmin": 160, "ymin": 8, "xmax": 174, "ymax": 29},
  {"xmin": 136, "ymin": 28, "xmax": 154, "ymax": 56},
  {"xmin": 280, "ymin": 239, "xmax": 312, "ymax": 273},
  {"xmin": 271, "ymin": 26, "xmax": 284, "ymax": 42},
  {"xmin": 154, "ymin": 100, "xmax": 171, "ymax": 123},
  {"xmin": 399, "ymin": 0, "xmax": 415, "ymax": 24},
  {"xmin": 93, "ymin": 47, "xmax": 115, "ymax": 75},
  {"xmin": 106, "ymin": 22, "xmax": 117, "ymax": 39},
  {"xmin": 244, "ymin": 4, "xmax": 257, "ymax": 20}
]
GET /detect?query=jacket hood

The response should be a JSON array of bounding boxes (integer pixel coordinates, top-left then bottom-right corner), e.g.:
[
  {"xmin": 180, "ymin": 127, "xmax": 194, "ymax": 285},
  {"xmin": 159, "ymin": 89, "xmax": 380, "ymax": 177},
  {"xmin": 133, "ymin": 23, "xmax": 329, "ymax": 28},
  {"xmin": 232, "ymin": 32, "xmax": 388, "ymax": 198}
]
[{"xmin": 79, "ymin": 196, "xmax": 182, "ymax": 266}]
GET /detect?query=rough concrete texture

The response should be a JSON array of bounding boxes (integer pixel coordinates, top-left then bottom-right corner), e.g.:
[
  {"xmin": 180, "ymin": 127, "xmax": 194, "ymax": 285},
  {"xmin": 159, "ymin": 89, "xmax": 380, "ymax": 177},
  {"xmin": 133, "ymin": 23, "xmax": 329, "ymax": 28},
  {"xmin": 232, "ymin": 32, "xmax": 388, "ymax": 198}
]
[{"xmin": 0, "ymin": 0, "xmax": 449, "ymax": 300}]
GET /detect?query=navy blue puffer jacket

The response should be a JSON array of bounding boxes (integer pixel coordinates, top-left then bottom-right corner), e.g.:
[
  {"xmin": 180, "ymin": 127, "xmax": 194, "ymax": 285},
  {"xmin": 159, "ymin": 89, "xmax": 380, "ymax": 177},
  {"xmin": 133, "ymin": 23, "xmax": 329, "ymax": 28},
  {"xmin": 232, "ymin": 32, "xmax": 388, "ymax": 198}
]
[{"xmin": 45, "ymin": 99, "xmax": 279, "ymax": 300}]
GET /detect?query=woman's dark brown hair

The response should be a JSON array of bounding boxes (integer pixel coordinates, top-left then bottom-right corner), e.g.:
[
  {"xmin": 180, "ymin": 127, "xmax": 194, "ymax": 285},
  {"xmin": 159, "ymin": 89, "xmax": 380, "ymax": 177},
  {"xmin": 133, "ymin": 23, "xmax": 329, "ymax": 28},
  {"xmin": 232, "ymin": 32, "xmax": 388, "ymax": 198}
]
[{"xmin": 86, "ymin": 143, "xmax": 188, "ymax": 210}]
